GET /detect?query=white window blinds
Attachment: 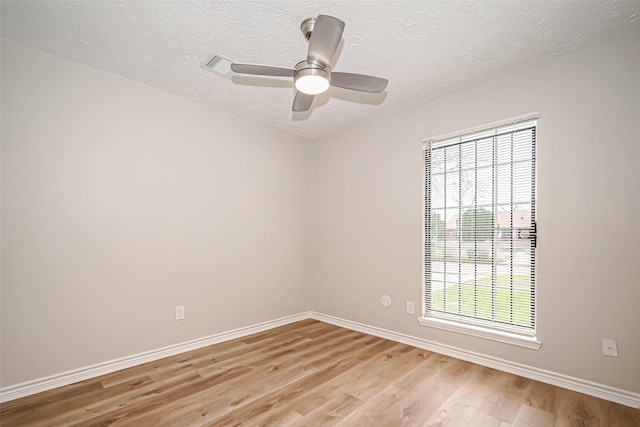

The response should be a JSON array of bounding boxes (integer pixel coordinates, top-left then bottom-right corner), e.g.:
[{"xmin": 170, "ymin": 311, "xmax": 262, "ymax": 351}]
[{"xmin": 423, "ymin": 119, "xmax": 537, "ymax": 335}]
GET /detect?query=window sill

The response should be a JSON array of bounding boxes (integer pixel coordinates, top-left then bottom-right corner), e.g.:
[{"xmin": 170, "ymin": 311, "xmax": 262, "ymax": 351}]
[{"xmin": 418, "ymin": 316, "xmax": 542, "ymax": 350}]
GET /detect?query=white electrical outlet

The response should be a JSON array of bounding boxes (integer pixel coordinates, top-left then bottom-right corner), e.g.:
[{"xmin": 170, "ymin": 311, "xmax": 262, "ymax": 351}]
[
  {"xmin": 176, "ymin": 306, "xmax": 185, "ymax": 320},
  {"xmin": 406, "ymin": 301, "xmax": 415, "ymax": 315},
  {"xmin": 602, "ymin": 338, "xmax": 618, "ymax": 357}
]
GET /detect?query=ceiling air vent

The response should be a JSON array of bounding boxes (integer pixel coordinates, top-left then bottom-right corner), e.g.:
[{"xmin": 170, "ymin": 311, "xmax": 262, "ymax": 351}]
[{"xmin": 199, "ymin": 52, "xmax": 236, "ymax": 79}]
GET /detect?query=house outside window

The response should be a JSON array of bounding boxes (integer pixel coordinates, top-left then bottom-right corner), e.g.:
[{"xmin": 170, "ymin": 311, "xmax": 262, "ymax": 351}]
[{"xmin": 420, "ymin": 118, "xmax": 540, "ymax": 349}]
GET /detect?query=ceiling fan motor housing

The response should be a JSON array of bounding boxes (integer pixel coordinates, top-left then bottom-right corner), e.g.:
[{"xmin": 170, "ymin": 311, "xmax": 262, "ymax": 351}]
[{"xmin": 295, "ymin": 60, "xmax": 330, "ymax": 78}]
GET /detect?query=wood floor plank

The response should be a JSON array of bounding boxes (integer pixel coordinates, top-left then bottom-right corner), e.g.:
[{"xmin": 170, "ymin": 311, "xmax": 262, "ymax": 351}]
[
  {"xmin": 202, "ymin": 334, "xmax": 398, "ymax": 426},
  {"xmin": 283, "ymin": 341, "xmax": 407, "ymax": 416},
  {"xmin": 289, "ymin": 392, "xmax": 364, "ymax": 427},
  {"xmin": 1, "ymin": 320, "xmax": 638, "ymax": 427},
  {"xmin": 383, "ymin": 356, "xmax": 459, "ymax": 425},
  {"xmin": 97, "ymin": 363, "xmax": 311, "ymax": 426},
  {"xmin": 154, "ymin": 364, "xmax": 314, "ymax": 427},
  {"xmin": 512, "ymin": 404, "xmax": 556, "ymax": 427}
]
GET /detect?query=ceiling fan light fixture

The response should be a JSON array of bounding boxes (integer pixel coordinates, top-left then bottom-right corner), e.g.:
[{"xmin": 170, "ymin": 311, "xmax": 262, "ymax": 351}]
[
  {"xmin": 295, "ymin": 74, "xmax": 329, "ymax": 95},
  {"xmin": 294, "ymin": 61, "xmax": 331, "ymax": 95}
]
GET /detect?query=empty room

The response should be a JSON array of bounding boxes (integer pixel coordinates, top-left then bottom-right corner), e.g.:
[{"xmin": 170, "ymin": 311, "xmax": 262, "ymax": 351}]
[{"xmin": 1, "ymin": 1, "xmax": 639, "ymax": 426}]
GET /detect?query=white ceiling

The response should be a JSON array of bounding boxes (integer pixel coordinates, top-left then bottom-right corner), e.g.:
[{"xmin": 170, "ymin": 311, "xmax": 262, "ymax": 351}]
[{"xmin": 1, "ymin": 1, "xmax": 639, "ymax": 140}]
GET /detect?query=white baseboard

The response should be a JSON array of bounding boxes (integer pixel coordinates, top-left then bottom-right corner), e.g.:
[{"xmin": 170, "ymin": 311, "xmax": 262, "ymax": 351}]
[
  {"xmin": 3, "ymin": 311, "xmax": 638, "ymax": 409},
  {"xmin": 0, "ymin": 312, "xmax": 309, "ymax": 403},
  {"xmin": 310, "ymin": 312, "xmax": 640, "ymax": 409}
]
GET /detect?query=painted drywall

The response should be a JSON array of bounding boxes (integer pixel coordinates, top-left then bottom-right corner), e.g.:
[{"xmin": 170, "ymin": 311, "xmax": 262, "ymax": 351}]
[
  {"xmin": 309, "ymin": 27, "xmax": 640, "ymax": 393},
  {"xmin": 0, "ymin": 39, "xmax": 310, "ymax": 387}
]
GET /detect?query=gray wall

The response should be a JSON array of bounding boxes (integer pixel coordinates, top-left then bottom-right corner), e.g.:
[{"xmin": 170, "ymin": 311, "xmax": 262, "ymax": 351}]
[
  {"xmin": 1, "ymin": 39, "xmax": 310, "ymax": 386},
  {"xmin": 309, "ymin": 28, "xmax": 640, "ymax": 393}
]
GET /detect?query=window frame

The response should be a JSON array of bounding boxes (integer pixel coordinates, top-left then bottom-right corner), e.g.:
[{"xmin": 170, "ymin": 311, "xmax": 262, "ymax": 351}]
[{"xmin": 419, "ymin": 115, "xmax": 541, "ymax": 350}]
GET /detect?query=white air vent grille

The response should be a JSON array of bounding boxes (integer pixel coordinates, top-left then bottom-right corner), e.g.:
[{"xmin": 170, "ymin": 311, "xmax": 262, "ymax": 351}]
[
  {"xmin": 204, "ymin": 55, "xmax": 222, "ymax": 69},
  {"xmin": 199, "ymin": 52, "xmax": 236, "ymax": 79}
]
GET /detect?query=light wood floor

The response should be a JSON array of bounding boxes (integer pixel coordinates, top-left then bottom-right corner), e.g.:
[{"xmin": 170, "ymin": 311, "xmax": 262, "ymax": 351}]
[{"xmin": 1, "ymin": 319, "xmax": 639, "ymax": 426}]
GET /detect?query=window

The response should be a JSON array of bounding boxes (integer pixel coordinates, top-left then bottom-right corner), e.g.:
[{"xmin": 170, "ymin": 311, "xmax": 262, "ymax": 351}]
[{"xmin": 420, "ymin": 118, "xmax": 539, "ymax": 349}]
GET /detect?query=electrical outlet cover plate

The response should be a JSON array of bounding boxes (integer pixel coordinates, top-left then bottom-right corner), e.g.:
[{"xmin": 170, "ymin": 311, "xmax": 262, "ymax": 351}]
[
  {"xmin": 406, "ymin": 301, "xmax": 415, "ymax": 315},
  {"xmin": 380, "ymin": 294, "xmax": 391, "ymax": 308},
  {"xmin": 602, "ymin": 338, "xmax": 618, "ymax": 357}
]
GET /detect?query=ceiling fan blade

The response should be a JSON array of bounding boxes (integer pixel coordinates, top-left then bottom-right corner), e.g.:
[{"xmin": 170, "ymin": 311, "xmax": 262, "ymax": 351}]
[
  {"xmin": 307, "ymin": 15, "xmax": 345, "ymax": 67},
  {"xmin": 292, "ymin": 91, "xmax": 314, "ymax": 112},
  {"xmin": 231, "ymin": 63, "xmax": 295, "ymax": 77},
  {"xmin": 331, "ymin": 72, "xmax": 389, "ymax": 93}
]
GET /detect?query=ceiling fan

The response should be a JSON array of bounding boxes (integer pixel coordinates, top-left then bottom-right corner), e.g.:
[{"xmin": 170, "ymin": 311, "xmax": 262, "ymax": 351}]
[{"xmin": 230, "ymin": 15, "xmax": 389, "ymax": 112}]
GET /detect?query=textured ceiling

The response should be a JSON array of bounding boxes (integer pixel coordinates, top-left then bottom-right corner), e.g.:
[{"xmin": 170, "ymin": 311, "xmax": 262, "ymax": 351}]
[{"xmin": 1, "ymin": 1, "xmax": 639, "ymax": 140}]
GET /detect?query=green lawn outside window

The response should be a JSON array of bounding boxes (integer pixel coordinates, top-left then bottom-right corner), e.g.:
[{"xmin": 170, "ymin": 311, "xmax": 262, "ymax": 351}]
[{"xmin": 430, "ymin": 274, "xmax": 532, "ymax": 327}]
